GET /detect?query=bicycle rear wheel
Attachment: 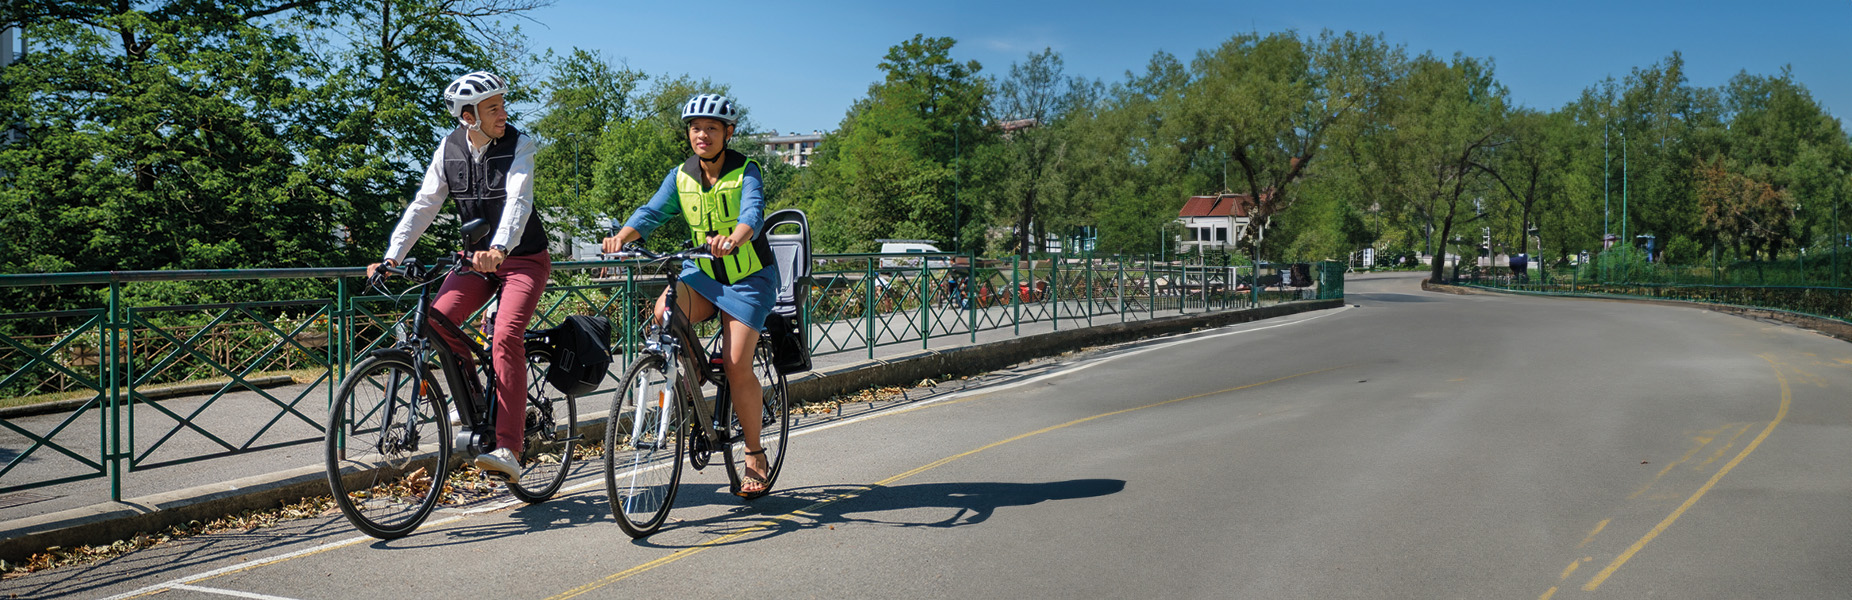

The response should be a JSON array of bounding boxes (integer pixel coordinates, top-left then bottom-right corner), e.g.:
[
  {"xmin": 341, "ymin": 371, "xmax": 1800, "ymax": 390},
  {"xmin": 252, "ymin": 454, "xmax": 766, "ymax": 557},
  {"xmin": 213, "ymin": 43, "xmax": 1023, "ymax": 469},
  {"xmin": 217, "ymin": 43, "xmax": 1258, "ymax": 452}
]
[
  {"xmin": 506, "ymin": 345, "xmax": 579, "ymax": 503},
  {"xmin": 724, "ymin": 339, "xmax": 790, "ymax": 499},
  {"xmin": 604, "ymin": 354, "xmax": 685, "ymax": 538},
  {"xmin": 325, "ymin": 355, "xmax": 451, "ymax": 540}
]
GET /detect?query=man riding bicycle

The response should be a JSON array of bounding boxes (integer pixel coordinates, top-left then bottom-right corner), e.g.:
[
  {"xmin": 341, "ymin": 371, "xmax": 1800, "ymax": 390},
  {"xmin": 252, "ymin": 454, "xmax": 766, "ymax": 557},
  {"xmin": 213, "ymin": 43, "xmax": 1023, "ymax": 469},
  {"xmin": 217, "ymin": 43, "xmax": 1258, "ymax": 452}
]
[
  {"xmin": 602, "ymin": 93, "xmax": 780, "ymax": 496},
  {"xmin": 367, "ymin": 71, "xmax": 549, "ymax": 480}
]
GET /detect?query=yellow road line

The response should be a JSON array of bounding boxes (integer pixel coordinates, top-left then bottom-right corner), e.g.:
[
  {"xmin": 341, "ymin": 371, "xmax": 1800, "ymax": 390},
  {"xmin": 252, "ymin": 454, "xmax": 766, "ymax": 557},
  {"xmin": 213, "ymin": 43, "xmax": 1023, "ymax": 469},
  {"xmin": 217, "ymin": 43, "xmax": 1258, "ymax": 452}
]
[
  {"xmin": 1577, "ymin": 519, "xmax": 1609, "ymax": 548},
  {"xmin": 545, "ymin": 365, "xmax": 1346, "ymax": 600},
  {"xmin": 1697, "ymin": 422, "xmax": 1754, "ymax": 468},
  {"xmin": 1539, "ymin": 586, "xmax": 1557, "ymax": 600},
  {"xmin": 1628, "ymin": 425, "xmax": 1730, "ymax": 500},
  {"xmin": 1582, "ymin": 356, "xmax": 1790, "ymax": 591}
]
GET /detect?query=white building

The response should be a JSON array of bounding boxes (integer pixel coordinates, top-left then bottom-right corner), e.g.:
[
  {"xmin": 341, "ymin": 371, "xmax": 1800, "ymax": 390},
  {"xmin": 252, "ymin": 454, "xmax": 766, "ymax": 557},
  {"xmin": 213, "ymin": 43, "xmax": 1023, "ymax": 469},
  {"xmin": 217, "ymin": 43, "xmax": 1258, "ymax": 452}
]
[
  {"xmin": 754, "ymin": 130, "xmax": 823, "ymax": 167},
  {"xmin": 1175, "ymin": 193, "xmax": 1256, "ymax": 252}
]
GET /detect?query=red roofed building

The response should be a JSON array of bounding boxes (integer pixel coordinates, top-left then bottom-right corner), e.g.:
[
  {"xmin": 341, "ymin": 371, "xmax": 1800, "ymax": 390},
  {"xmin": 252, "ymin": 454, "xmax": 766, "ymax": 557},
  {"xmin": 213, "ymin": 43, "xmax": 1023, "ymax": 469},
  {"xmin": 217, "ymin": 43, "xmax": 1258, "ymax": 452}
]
[{"xmin": 1176, "ymin": 193, "xmax": 1258, "ymax": 251}]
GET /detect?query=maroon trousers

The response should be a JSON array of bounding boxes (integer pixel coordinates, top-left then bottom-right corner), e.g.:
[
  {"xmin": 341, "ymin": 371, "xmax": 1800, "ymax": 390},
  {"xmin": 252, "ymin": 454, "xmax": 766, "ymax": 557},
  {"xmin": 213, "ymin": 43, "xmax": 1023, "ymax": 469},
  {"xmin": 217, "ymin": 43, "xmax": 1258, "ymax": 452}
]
[{"xmin": 428, "ymin": 252, "xmax": 551, "ymax": 452}]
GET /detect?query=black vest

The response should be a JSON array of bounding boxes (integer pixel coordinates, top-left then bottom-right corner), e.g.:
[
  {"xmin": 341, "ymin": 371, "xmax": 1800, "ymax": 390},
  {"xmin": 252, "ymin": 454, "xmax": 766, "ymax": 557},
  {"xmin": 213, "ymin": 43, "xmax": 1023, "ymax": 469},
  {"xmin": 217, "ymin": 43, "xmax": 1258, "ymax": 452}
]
[{"xmin": 440, "ymin": 125, "xmax": 548, "ymax": 256}]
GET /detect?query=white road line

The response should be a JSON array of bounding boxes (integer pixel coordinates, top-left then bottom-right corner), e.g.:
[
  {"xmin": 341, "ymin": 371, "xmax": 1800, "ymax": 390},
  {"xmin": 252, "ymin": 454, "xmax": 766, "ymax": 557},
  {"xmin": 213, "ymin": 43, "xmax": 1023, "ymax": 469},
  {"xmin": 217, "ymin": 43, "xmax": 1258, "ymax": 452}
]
[
  {"xmin": 101, "ymin": 307, "xmax": 1347, "ymax": 598},
  {"xmin": 96, "ymin": 515, "xmax": 466, "ymax": 600},
  {"xmin": 169, "ymin": 584, "xmax": 304, "ymax": 600}
]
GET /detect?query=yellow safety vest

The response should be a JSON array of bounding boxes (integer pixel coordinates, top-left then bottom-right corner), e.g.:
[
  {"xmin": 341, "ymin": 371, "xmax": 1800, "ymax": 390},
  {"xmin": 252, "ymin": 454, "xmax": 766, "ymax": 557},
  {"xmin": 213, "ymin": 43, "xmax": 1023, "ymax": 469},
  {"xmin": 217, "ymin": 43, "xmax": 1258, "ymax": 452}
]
[{"xmin": 675, "ymin": 151, "xmax": 766, "ymax": 285}]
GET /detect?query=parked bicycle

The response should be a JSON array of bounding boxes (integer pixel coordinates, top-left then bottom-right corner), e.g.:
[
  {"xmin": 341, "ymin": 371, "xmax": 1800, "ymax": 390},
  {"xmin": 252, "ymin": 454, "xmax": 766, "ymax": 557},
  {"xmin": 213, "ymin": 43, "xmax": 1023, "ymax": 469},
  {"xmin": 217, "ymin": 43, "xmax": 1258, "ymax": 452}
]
[
  {"xmin": 601, "ymin": 244, "xmax": 792, "ymax": 539},
  {"xmin": 324, "ymin": 220, "xmax": 579, "ymax": 540}
]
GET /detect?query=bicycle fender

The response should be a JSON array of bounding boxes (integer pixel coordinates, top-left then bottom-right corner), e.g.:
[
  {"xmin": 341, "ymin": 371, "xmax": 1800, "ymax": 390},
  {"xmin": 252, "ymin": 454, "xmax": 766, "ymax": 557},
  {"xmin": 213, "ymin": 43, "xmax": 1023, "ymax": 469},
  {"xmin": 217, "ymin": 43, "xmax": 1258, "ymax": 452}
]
[{"xmin": 366, "ymin": 347, "xmax": 415, "ymax": 363}]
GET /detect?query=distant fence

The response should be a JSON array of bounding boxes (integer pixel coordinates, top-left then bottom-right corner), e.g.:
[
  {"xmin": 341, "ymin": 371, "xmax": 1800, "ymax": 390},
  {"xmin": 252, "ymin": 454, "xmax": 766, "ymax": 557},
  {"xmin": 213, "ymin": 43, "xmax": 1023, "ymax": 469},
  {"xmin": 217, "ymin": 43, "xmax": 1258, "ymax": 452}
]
[
  {"xmin": 1458, "ymin": 265, "xmax": 1852, "ymax": 324},
  {"xmin": 0, "ymin": 254, "xmax": 1342, "ymax": 501}
]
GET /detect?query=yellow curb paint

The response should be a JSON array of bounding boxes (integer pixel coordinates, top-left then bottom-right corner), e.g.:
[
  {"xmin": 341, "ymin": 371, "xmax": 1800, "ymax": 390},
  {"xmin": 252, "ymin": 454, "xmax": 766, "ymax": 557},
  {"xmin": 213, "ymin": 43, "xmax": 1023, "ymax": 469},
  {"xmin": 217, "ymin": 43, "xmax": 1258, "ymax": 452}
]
[
  {"xmin": 545, "ymin": 366, "xmax": 1346, "ymax": 600},
  {"xmin": 1582, "ymin": 356, "xmax": 1790, "ymax": 591}
]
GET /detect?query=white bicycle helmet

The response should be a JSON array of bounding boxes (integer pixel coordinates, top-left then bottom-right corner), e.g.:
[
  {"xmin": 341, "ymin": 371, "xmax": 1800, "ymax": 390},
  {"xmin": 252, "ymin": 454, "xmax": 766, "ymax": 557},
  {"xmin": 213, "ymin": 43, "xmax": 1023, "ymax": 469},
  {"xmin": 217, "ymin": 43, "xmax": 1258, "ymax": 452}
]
[
  {"xmin": 444, "ymin": 71, "xmax": 508, "ymax": 120},
  {"xmin": 681, "ymin": 93, "xmax": 739, "ymax": 125}
]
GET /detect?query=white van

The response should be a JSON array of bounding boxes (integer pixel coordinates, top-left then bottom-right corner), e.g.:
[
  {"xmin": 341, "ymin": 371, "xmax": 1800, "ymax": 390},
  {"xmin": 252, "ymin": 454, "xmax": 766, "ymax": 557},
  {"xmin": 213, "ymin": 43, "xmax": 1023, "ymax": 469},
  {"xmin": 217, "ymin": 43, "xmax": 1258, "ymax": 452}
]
[{"xmin": 878, "ymin": 239, "xmax": 950, "ymax": 269}]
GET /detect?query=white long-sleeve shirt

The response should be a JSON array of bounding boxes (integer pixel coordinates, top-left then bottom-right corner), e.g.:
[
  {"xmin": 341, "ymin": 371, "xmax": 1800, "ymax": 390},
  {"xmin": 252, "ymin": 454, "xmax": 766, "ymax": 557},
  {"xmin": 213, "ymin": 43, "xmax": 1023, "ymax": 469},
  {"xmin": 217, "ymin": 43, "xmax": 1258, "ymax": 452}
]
[{"xmin": 382, "ymin": 132, "xmax": 539, "ymax": 263}]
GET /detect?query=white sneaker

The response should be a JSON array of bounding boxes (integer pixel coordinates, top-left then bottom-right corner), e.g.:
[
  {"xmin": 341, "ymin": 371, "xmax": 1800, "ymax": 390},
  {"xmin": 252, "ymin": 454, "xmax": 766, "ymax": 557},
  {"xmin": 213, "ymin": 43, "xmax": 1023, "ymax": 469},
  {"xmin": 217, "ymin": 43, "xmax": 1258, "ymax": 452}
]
[{"xmin": 474, "ymin": 448, "xmax": 521, "ymax": 480}]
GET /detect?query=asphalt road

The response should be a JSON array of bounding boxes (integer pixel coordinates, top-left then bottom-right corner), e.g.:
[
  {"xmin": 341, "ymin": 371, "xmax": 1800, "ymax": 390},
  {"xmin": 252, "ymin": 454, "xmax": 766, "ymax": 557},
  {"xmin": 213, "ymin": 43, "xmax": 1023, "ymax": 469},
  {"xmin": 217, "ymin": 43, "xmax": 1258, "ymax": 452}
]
[{"xmin": 9, "ymin": 272, "xmax": 1852, "ymax": 599}]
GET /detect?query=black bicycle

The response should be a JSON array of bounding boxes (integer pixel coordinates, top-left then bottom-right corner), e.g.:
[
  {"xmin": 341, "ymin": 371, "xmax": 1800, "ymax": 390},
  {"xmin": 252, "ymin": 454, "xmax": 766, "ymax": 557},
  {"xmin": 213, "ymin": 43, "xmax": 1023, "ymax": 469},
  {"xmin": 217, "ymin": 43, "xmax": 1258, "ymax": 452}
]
[
  {"xmin": 601, "ymin": 245, "xmax": 791, "ymax": 539},
  {"xmin": 324, "ymin": 221, "xmax": 579, "ymax": 539}
]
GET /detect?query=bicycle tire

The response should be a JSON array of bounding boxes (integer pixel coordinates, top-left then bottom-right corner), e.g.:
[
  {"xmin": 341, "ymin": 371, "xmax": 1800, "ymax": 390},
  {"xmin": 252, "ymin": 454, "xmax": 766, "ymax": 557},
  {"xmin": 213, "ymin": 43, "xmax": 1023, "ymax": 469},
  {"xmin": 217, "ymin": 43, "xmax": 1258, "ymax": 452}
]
[
  {"xmin": 723, "ymin": 339, "xmax": 790, "ymax": 499},
  {"xmin": 506, "ymin": 345, "xmax": 579, "ymax": 503},
  {"xmin": 325, "ymin": 355, "xmax": 452, "ymax": 540},
  {"xmin": 604, "ymin": 353, "xmax": 685, "ymax": 538}
]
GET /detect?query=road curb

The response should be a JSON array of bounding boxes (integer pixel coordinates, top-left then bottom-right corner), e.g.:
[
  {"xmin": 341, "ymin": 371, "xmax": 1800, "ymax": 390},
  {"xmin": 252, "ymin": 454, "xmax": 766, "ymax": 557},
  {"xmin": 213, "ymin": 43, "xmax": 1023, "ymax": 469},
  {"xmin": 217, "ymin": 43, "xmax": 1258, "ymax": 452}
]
[{"xmin": 0, "ymin": 299, "xmax": 1340, "ymax": 563}]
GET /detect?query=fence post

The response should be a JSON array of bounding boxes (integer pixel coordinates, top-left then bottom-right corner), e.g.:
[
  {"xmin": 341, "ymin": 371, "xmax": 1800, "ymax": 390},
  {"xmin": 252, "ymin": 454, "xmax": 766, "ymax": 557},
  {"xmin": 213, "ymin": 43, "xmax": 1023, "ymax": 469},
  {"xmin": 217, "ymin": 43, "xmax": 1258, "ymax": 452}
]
[
  {"xmin": 1085, "ymin": 251, "xmax": 1094, "ymax": 327},
  {"xmin": 866, "ymin": 257, "xmax": 876, "ymax": 360},
  {"xmin": 334, "ymin": 276, "xmax": 348, "ymax": 413},
  {"xmin": 1143, "ymin": 254, "xmax": 1152, "ymax": 320},
  {"xmin": 1012, "ymin": 256, "xmax": 1022, "ymax": 337},
  {"xmin": 106, "ymin": 280, "xmax": 124, "ymax": 502},
  {"xmin": 920, "ymin": 259, "xmax": 930, "ymax": 350},
  {"xmin": 1118, "ymin": 256, "xmax": 1127, "ymax": 323},
  {"xmin": 624, "ymin": 265, "xmax": 637, "ymax": 362},
  {"xmin": 1051, "ymin": 255, "xmax": 1061, "ymax": 331},
  {"xmin": 967, "ymin": 253, "xmax": 977, "ymax": 344}
]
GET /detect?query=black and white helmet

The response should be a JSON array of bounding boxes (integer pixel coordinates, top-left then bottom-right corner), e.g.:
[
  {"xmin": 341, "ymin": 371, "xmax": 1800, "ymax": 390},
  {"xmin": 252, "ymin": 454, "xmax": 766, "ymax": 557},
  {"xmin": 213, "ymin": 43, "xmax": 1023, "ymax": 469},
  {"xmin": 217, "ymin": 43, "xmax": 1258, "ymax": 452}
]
[
  {"xmin": 680, "ymin": 93, "xmax": 739, "ymax": 125},
  {"xmin": 444, "ymin": 71, "xmax": 508, "ymax": 119}
]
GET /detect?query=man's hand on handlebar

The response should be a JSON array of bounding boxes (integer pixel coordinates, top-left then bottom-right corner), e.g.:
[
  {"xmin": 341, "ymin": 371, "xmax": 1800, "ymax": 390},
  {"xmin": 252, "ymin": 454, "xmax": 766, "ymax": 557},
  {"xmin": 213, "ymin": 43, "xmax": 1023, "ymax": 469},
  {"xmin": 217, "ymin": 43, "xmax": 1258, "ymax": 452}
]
[
  {"xmin": 472, "ymin": 247, "xmax": 506, "ymax": 273},
  {"xmin": 365, "ymin": 259, "xmax": 398, "ymax": 286}
]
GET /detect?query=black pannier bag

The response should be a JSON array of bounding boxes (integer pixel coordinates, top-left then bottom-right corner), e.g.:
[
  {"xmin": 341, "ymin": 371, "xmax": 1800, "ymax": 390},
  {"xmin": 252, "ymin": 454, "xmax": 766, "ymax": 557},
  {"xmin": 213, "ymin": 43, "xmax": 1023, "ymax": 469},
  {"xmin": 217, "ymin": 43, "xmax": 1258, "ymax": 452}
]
[
  {"xmin": 765, "ymin": 311, "xmax": 809, "ymax": 374},
  {"xmin": 542, "ymin": 315, "xmax": 612, "ymax": 396},
  {"xmin": 763, "ymin": 209, "xmax": 812, "ymax": 374}
]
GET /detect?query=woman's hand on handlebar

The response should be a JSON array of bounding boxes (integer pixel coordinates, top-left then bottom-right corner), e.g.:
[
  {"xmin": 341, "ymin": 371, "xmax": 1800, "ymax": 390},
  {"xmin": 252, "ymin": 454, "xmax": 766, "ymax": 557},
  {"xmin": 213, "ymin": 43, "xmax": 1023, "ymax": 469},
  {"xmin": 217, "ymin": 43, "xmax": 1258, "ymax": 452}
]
[
  {"xmin": 707, "ymin": 233, "xmax": 744, "ymax": 258},
  {"xmin": 603, "ymin": 225, "xmax": 641, "ymax": 254}
]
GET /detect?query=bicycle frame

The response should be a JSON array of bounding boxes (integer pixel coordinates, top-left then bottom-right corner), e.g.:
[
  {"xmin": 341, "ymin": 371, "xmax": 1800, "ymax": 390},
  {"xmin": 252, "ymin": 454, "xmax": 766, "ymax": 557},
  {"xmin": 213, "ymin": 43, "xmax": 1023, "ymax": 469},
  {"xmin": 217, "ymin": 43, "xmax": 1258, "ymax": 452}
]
[
  {"xmin": 619, "ymin": 248, "xmax": 740, "ymax": 454},
  {"xmin": 379, "ymin": 256, "xmax": 506, "ymax": 458}
]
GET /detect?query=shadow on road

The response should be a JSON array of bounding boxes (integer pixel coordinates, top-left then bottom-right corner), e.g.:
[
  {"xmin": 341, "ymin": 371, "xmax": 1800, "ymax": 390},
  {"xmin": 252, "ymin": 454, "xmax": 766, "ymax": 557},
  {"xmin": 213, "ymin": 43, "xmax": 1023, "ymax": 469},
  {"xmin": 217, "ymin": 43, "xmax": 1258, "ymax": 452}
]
[
  {"xmin": 635, "ymin": 478, "xmax": 1128, "ymax": 549},
  {"xmin": 0, "ymin": 515, "xmax": 357, "ymax": 600}
]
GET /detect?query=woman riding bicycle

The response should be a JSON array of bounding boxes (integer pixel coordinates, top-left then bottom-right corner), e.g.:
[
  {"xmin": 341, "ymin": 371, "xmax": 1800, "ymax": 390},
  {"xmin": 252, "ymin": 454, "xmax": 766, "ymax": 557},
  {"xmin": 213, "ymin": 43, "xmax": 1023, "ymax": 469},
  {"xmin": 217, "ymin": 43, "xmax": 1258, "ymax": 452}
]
[
  {"xmin": 602, "ymin": 93, "xmax": 779, "ymax": 496},
  {"xmin": 366, "ymin": 70, "xmax": 549, "ymax": 480}
]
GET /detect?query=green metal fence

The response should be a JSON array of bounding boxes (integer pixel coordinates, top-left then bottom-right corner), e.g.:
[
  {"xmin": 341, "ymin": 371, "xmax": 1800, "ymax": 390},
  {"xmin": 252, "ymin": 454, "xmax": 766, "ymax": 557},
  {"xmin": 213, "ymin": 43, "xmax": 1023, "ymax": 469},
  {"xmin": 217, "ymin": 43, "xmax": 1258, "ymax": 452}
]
[
  {"xmin": 1461, "ymin": 267, "xmax": 1852, "ymax": 324},
  {"xmin": 0, "ymin": 253, "xmax": 1341, "ymax": 502}
]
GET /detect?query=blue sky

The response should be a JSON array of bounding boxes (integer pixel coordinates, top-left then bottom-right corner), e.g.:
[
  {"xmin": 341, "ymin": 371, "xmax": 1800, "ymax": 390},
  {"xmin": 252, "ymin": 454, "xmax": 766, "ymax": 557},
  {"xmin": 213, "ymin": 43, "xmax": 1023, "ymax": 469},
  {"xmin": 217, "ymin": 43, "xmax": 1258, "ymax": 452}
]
[{"xmin": 518, "ymin": 0, "xmax": 1850, "ymax": 135}]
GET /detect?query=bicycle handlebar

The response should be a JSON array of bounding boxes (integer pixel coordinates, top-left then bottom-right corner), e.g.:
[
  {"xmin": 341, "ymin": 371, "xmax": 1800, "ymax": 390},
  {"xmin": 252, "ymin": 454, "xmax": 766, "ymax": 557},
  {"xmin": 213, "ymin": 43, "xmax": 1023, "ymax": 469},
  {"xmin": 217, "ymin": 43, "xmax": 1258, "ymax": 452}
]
[
  {"xmin": 373, "ymin": 252, "xmax": 474, "ymax": 286},
  {"xmin": 599, "ymin": 245, "xmax": 716, "ymax": 263}
]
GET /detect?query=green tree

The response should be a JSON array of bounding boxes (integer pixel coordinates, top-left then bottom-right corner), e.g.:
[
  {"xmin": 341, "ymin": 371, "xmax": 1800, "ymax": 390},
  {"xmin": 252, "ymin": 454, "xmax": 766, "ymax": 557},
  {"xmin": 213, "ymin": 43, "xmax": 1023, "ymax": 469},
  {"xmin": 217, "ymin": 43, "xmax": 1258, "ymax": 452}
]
[
  {"xmin": 989, "ymin": 48, "xmax": 1099, "ymax": 256},
  {"xmin": 1176, "ymin": 30, "xmax": 1399, "ymax": 261},
  {"xmin": 789, "ymin": 35, "xmax": 991, "ymax": 253},
  {"xmin": 0, "ymin": 2, "xmax": 339, "ymax": 308},
  {"xmin": 529, "ymin": 48, "xmax": 646, "ymax": 246},
  {"xmin": 1381, "ymin": 53, "xmax": 1510, "ymax": 283}
]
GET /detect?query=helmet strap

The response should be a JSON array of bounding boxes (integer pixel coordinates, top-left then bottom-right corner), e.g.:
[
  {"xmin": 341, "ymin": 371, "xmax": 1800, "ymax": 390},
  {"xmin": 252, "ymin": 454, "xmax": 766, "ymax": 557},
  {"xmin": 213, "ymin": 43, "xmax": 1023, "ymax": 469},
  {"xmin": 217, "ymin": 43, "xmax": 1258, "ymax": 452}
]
[
  {"xmin": 461, "ymin": 107, "xmax": 501, "ymax": 142},
  {"xmin": 696, "ymin": 127, "xmax": 731, "ymax": 163}
]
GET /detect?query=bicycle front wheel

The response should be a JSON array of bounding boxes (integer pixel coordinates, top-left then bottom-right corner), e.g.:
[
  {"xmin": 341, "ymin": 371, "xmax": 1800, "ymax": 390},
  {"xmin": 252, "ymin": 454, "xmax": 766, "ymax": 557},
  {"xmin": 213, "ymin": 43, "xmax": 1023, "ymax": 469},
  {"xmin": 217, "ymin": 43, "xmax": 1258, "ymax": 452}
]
[
  {"xmin": 724, "ymin": 339, "xmax": 791, "ymax": 499},
  {"xmin": 506, "ymin": 345, "xmax": 579, "ymax": 503},
  {"xmin": 325, "ymin": 355, "xmax": 452, "ymax": 540},
  {"xmin": 604, "ymin": 354, "xmax": 685, "ymax": 538}
]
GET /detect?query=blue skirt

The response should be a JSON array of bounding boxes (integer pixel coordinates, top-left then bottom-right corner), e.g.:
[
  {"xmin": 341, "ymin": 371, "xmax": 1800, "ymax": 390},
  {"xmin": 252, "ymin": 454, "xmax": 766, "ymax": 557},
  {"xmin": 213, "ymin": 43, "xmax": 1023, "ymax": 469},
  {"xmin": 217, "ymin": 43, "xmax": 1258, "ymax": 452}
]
[{"xmin": 679, "ymin": 259, "xmax": 780, "ymax": 332}]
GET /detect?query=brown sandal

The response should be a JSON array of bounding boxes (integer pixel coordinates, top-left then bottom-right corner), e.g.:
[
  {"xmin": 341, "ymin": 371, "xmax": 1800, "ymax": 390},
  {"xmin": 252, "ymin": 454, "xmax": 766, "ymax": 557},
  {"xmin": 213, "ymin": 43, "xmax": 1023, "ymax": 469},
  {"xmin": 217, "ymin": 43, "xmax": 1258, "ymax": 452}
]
[{"xmin": 737, "ymin": 449, "xmax": 771, "ymax": 498}]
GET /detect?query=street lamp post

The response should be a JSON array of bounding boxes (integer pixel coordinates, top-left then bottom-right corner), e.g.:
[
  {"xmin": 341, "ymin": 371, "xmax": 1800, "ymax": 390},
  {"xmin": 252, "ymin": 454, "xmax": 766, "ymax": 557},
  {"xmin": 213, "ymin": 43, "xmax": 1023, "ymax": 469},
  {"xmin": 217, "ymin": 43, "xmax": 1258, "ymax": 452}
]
[{"xmin": 1621, "ymin": 129, "xmax": 1629, "ymax": 249}]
